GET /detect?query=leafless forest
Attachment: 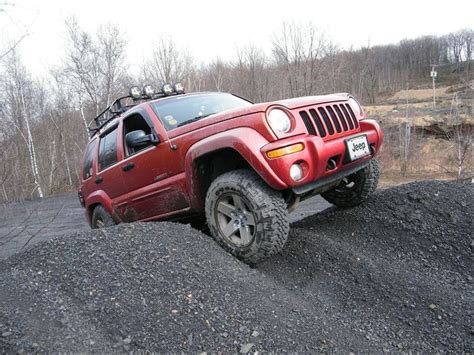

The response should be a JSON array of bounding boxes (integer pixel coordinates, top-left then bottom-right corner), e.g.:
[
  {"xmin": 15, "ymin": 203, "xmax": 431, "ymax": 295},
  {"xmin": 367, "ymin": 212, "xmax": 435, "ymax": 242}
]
[{"xmin": 0, "ymin": 18, "xmax": 472, "ymax": 202}]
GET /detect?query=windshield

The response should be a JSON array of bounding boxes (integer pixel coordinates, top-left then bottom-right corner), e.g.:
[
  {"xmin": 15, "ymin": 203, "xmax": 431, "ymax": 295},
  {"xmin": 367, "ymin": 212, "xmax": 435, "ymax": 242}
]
[{"xmin": 150, "ymin": 93, "xmax": 252, "ymax": 130}]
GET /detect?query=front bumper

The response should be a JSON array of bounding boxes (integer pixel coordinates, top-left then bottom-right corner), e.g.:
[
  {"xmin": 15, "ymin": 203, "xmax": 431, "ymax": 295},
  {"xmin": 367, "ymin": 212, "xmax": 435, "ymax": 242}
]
[{"xmin": 260, "ymin": 119, "xmax": 383, "ymax": 192}]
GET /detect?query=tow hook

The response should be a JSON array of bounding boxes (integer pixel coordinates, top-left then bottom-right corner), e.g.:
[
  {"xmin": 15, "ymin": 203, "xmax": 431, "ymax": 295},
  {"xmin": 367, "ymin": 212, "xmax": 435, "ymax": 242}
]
[
  {"xmin": 370, "ymin": 145, "xmax": 376, "ymax": 155},
  {"xmin": 326, "ymin": 159, "xmax": 337, "ymax": 171}
]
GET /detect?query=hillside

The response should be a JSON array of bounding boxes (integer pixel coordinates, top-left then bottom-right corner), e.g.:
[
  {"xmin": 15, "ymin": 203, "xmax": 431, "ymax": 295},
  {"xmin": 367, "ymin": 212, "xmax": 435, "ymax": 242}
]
[{"xmin": 364, "ymin": 80, "xmax": 473, "ymax": 182}]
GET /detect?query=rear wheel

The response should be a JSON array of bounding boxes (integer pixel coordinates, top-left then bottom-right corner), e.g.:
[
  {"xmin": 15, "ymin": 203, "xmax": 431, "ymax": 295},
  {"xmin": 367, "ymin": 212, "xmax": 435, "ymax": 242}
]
[
  {"xmin": 205, "ymin": 169, "xmax": 289, "ymax": 264},
  {"xmin": 321, "ymin": 158, "xmax": 380, "ymax": 208},
  {"xmin": 91, "ymin": 205, "xmax": 116, "ymax": 229}
]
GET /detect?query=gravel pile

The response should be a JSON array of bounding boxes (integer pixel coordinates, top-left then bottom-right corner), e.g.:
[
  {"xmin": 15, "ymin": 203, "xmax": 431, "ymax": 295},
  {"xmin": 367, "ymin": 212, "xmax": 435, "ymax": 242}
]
[
  {"xmin": 259, "ymin": 180, "xmax": 473, "ymax": 352},
  {"xmin": 0, "ymin": 180, "xmax": 472, "ymax": 352}
]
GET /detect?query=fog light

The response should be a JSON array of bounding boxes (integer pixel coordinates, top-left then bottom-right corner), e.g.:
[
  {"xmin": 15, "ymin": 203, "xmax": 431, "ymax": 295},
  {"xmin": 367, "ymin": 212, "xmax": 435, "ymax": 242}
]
[{"xmin": 290, "ymin": 164, "xmax": 303, "ymax": 181}]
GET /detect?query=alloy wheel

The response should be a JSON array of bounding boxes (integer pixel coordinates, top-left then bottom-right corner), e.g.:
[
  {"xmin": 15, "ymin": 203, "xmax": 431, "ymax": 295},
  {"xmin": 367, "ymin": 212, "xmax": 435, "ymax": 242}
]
[{"xmin": 215, "ymin": 193, "xmax": 256, "ymax": 247}]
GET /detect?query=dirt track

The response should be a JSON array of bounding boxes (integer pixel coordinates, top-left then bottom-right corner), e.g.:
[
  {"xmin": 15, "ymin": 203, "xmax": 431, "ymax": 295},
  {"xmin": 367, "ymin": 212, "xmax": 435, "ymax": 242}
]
[
  {"xmin": 0, "ymin": 193, "xmax": 87, "ymax": 260},
  {"xmin": 0, "ymin": 181, "xmax": 472, "ymax": 352}
]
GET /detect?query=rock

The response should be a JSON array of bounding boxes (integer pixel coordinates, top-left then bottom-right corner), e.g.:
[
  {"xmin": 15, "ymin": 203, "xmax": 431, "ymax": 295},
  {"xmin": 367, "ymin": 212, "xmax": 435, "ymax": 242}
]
[{"xmin": 240, "ymin": 343, "xmax": 254, "ymax": 353}]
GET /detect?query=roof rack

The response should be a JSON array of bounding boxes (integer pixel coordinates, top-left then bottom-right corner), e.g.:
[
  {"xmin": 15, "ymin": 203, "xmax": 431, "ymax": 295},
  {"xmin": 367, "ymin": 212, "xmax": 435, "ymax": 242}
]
[
  {"xmin": 87, "ymin": 95, "xmax": 133, "ymax": 138},
  {"xmin": 87, "ymin": 83, "xmax": 185, "ymax": 139}
]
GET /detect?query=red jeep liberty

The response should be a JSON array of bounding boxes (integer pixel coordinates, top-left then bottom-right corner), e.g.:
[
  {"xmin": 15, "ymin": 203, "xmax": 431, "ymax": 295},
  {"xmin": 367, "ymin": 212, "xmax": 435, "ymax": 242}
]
[{"xmin": 79, "ymin": 83, "xmax": 383, "ymax": 264}]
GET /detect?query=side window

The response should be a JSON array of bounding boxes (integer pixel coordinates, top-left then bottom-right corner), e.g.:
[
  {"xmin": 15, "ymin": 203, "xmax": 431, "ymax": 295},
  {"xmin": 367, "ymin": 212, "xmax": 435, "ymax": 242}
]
[
  {"xmin": 83, "ymin": 140, "xmax": 97, "ymax": 180},
  {"xmin": 98, "ymin": 128, "xmax": 118, "ymax": 171},
  {"xmin": 123, "ymin": 113, "xmax": 153, "ymax": 156}
]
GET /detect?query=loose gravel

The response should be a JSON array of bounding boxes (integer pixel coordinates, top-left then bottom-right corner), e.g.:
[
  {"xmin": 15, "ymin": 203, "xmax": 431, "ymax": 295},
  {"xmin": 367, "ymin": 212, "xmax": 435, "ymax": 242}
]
[{"xmin": 0, "ymin": 180, "xmax": 472, "ymax": 352}]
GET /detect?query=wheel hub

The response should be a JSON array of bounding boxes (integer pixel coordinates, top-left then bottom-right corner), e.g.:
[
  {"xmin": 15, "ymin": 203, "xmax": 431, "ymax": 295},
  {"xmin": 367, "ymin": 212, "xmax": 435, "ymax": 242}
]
[
  {"xmin": 215, "ymin": 194, "xmax": 256, "ymax": 247},
  {"xmin": 96, "ymin": 217, "xmax": 105, "ymax": 228},
  {"xmin": 231, "ymin": 209, "xmax": 249, "ymax": 225}
]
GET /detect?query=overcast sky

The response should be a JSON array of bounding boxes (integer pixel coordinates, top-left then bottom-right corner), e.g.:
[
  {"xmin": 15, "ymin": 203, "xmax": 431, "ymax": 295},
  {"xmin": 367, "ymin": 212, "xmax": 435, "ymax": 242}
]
[{"xmin": 2, "ymin": 0, "xmax": 473, "ymax": 76}]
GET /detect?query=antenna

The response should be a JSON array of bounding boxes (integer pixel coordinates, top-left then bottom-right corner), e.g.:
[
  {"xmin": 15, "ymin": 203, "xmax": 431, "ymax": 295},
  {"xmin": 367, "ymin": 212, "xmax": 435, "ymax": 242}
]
[
  {"xmin": 143, "ymin": 103, "xmax": 176, "ymax": 151},
  {"xmin": 156, "ymin": 118, "xmax": 177, "ymax": 151}
]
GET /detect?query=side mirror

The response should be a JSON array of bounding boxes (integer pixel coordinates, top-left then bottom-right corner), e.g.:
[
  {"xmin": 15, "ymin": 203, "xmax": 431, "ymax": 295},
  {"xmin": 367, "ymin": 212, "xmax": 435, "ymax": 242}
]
[{"xmin": 125, "ymin": 130, "xmax": 159, "ymax": 149}]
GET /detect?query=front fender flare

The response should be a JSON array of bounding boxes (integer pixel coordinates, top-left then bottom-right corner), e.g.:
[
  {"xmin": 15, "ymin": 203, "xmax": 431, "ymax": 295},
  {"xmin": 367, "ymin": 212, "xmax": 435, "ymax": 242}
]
[{"xmin": 184, "ymin": 127, "xmax": 288, "ymax": 211}]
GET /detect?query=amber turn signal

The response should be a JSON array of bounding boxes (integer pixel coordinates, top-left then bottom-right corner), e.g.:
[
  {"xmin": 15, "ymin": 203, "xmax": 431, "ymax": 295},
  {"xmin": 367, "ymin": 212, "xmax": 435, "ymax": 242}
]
[{"xmin": 266, "ymin": 143, "xmax": 304, "ymax": 159}]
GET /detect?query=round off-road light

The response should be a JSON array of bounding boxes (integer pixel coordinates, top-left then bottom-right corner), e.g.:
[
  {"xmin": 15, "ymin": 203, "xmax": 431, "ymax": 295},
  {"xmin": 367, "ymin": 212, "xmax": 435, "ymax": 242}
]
[
  {"xmin": 267, "ymin": 109, "xmax": 291, "ymax": 134},
  {"xmin": 290, "ymin": 163, "xmax": 303, "ymax": 181},
  {"xmin": 129, "ymin": 86, "xmax": 141, "ymax": 99},
  {"xmin": 162, "ymin": 83, "xmax": 173, "ymax": 95},
  {"xmin": 174, "ymin": 82, "xmax": 185, "ymax": 94},
  {"xmin": 142, "ymin": 84, "xmax": 155, "ymax": 98}
]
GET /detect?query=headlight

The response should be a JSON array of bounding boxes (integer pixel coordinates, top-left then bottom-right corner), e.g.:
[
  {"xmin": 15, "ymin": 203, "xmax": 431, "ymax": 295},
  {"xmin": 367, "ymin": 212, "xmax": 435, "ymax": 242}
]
[
  {"xmin": 348, "ymin": 97, "xmax": 364, "ymax": 116},
  {"xmin": 267, "ymin": 109, "xmax": 291, "ymax": 134}
]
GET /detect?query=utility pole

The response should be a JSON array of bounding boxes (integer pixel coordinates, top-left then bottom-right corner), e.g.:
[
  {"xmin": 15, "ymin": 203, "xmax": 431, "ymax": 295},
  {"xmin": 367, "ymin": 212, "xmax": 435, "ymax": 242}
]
[{"xmin": 430, "ymin": 65, "xmax": 437, "ymax": 108}]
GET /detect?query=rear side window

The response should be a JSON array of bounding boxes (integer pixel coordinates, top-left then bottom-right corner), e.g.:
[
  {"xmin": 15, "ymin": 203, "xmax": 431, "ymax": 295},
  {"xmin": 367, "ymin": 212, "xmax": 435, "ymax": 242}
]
[
  {"xmin": 82, "ymin": 140, "xmax": 96, "ymax": 180},
  {"xmin": 98, "ymin": 129, "xmax": 118, "ymax": 171}
]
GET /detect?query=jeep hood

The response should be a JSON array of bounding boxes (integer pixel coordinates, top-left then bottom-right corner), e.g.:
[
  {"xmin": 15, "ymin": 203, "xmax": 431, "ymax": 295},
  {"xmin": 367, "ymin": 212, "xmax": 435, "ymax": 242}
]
[
  {"xmin": 168, "ymin": 93, "xmax": 351, "ymax": 136},
  {"xmin": 268, "ymin": 93, "xmax": 351, "ymax": 110}
]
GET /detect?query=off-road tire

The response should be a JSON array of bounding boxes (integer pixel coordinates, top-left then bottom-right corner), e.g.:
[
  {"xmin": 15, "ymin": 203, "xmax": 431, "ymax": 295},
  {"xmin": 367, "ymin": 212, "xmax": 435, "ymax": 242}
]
[
  {"xmin": 91, "ymin": 205, "xmax": 116, "ymax": 229},
  {"xmin": 321, "ymin": 158, "xmax": 380, "ymax": 208},
  {"xmin": 205, "ymin": 169, "xmax": 289, "ymax": 264}
]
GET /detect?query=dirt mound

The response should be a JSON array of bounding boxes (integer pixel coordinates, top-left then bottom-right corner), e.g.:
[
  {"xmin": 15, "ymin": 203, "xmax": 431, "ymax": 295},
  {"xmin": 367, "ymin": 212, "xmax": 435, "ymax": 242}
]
[
  {"xmin": 388, "ymin": 87, "xmax": 450, "ymax": 102},
  {"xmin": 0, "ymin": 181, "xmax": 472, "ymax": 352}
]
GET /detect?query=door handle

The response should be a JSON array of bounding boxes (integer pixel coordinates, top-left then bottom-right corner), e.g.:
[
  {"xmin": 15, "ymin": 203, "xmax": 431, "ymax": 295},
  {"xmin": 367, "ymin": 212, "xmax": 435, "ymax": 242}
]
[
  {"xmin": 122, "ymin": 162, "xmax": 135, "ymax": 172},
  {"xmin": 95, "ymin": 176, "xmax": 103, "ymax": 184}
]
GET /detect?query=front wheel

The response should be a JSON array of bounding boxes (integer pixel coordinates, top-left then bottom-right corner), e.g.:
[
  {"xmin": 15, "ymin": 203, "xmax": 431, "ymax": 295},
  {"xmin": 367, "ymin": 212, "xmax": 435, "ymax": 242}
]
[
  {"xmin": 321, "ymin": 158, "xmax": 380, "ymax": 208},
  {"xmin": 205, "ymin": 169, "xmax": 289, "ymax": 264}
]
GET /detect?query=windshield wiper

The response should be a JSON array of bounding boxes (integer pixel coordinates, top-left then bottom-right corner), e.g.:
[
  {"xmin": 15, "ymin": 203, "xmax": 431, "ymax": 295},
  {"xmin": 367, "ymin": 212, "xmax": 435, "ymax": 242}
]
[{"xmin": 176, "ymin": 113, "xmax": 217, "ymax": 127}]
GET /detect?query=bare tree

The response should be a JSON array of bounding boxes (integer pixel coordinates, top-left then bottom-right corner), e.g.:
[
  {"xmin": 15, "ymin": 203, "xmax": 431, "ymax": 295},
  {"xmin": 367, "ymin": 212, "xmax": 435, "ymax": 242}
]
[
  {"xmin": 1, "ymin": 51, "xmax": 43, "ymax": 197},
  {"xmin": 459, "ymin": 29, "xmax": 473, "ymax": 62},
  {"xmin": 96, "ymin": 23, "xmax": 127, "ymax": 106},
  {"xmin": 445, "ymin": 93, "xmax": 473, "ymax": 179},
  {"xmin": 235, "ymin": 44, "xmax": 270, "ymax": 102},
  {"xmin": 358, "ymin": 45, "xmax": 379, "ymax": 104},
  {"xmin": 64, "ymin": 16, "xmax": 102, "ymax": 118},
  {"xmin": 0, "ymin": 2, "xmax": 37, "ymax": 60},
  {"xmin": 63, "ymin": 17, "xmax": 128, "ymax": 118},
  {"xmin": 272, "ymin": 22, "xmax": 330, "ymax": 97},
  {"xmin": 143, "ymin": 36, "xmax": 194, "ymax": 86},
  {"xmin": 207, "ymin": 58, "xmax": 228, "ymax": 92}
]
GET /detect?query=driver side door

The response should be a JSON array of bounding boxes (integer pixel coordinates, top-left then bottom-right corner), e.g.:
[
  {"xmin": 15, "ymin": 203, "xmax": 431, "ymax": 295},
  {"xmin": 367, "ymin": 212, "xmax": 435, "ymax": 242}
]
[{"xmin": 114, "ymin": 108, "xmax": 189, "ymax": 221}]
